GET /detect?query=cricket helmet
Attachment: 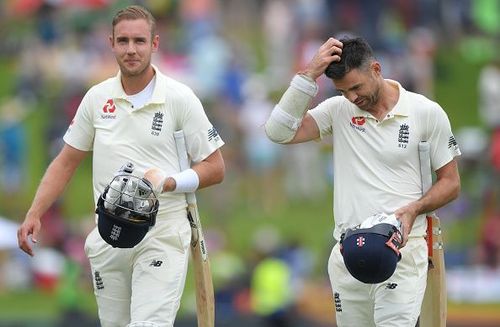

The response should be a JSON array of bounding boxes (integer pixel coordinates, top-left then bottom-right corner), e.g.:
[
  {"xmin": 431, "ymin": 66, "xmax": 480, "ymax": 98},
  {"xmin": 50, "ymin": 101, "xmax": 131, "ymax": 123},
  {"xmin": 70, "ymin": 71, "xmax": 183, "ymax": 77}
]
[
  {"xmin": 340, "ymin": 213, "xmax": 403, "ymax": 284},
  {"xmin": 96, "ymin": 174, "xmax": 159, "ymax": 248}
]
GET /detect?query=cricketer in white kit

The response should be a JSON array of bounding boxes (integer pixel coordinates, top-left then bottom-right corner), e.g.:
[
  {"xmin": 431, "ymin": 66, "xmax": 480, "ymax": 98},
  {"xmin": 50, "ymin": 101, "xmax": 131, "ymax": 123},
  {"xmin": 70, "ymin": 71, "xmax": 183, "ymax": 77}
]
[
  {"xmin": 265, "ymin": 36, "xmax": 460, "ymax": 326},
  {"xmin": 17, "ymin": 5, "xmax": 224, "ymax": 327},
  {"xmin": 66, "ymin": 67, "xmax": 223, "ymax": 327}
]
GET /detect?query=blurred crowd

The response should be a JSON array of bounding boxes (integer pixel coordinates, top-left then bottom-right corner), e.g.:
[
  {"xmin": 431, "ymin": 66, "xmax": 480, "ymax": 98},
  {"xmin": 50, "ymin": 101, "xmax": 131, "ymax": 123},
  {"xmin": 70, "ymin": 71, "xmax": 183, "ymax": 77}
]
[{"xmin": 0, "ymin": 0, "xmax": 499, "ymax": 325}]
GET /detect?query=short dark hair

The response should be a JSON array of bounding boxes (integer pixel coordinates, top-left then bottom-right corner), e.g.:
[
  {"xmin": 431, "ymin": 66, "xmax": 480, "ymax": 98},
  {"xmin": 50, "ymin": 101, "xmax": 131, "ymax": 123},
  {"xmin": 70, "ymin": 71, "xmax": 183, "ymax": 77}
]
[
  {"xmin": 112, "ymin": 5, "xmax": 156, "ymax": 38},
  {"xmin": 324, "ymin": 37, "xmax": 375, "ymax": 79}
]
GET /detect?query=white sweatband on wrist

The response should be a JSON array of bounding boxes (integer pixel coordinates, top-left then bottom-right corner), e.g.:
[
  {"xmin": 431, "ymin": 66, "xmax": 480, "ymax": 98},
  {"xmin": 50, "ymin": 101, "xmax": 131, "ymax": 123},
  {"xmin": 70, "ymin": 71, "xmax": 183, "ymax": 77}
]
[
  {"xmin": 264, "ymin": 74, "xmax": 318, "ymax": 143},
  {"xmin": 170, "ymin": 168, "xmax": 199, "ymax": 193}
]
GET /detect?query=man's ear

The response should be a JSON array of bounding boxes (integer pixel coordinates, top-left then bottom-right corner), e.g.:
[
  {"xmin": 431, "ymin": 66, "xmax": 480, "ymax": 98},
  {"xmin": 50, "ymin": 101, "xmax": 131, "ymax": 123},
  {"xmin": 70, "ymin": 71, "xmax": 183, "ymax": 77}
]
[
  {"xmin": 152, "ymin": 34, "xmax": 160, "ymax": 52},
  {"xmin": 371, "ymin": 61, "xmax": 382, "ymax": 76}
]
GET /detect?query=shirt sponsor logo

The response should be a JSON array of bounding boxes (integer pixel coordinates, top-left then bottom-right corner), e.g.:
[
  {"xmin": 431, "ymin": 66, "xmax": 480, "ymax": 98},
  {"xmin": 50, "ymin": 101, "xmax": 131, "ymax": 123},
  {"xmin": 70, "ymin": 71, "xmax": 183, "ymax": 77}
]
[
  {"xmin": 151, "ymin": 112, "xmax": 164, "ymax": 136},
  {"xmin": 351, "ymin": 116, "xmax": 366, "ymax": 126},
  {"xmin": 101, "ymin": 99, "xmax": 117, "ymax": 119},
  {"xmin": 349, "ymin": 116, "xmax": 367, "ymax": 133},
  {"xmin": 398, "ymin": 123, "xmax": 410, "ymax": 148}
]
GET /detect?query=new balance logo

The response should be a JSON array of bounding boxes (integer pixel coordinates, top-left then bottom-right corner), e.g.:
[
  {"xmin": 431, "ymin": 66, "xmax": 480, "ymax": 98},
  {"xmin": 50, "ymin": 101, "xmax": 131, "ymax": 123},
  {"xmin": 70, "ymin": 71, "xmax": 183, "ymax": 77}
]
[
  {"xmin": 94, "ymin": 271, "xmax": 104, "ymax": 290},
  {"xmin": 386, "ymin": 283, "xmax": 398, "ymax": 289},
  {"xmin": 149, "ymin": 260, "xmax": 163, "ymax": 267}
]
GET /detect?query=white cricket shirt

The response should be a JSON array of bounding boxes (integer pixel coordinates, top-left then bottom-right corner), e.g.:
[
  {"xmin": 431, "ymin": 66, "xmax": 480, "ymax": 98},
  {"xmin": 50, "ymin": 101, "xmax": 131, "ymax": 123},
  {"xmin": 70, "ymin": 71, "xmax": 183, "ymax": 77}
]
[
  {"xmin": 309, "ymin": 80, "xmax": 461, "ymax": 240},
  {"xmin": 63, "ymin": 66, "xmax": 224, "ymax": 219}
]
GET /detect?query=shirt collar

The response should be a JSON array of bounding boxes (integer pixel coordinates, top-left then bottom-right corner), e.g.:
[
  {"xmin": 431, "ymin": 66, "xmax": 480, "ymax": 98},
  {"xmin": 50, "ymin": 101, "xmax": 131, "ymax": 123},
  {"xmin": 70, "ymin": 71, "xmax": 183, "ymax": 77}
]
[
  {"xmin": 110, "ymin": 64, "xmax": 167, "ymax": 105},
  {"xmin": 351, "ymin": 79, "xmax": 410, "ymax": 118},
  {"xmin": 387, "ymin": 79, "xmax": 409, "ymax": 117}
]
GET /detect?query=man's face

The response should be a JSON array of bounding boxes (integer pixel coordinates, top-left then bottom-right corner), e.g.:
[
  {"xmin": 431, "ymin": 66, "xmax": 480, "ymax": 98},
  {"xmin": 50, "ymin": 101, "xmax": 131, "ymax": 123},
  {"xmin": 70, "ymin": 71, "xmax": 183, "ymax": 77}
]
[
  {"xmin": 110, "ymin": 19, "xmax": 159, "ymax": 77},
  {"xmin": 333, "ymin": 63, "xmax": 381, "ymax": 111}
]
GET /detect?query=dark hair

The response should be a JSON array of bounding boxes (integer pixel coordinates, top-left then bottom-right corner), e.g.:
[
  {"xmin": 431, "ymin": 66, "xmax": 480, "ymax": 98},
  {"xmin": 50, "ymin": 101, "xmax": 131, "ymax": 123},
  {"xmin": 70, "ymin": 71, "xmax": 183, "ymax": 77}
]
[
  {"xmin": 112, "ymin": 5, "xmax": 156, "ymax": 38},
  {"xmin": 324, "ymin": 37, "xmax": 375, "ymax": 79}
]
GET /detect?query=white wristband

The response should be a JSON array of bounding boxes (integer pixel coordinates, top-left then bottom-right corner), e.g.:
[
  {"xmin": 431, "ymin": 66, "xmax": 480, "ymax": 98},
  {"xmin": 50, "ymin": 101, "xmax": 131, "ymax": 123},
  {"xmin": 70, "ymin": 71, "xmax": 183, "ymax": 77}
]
[{"xmin": 171, "ymin": 168, "xmax": 199, "ymax": 193}]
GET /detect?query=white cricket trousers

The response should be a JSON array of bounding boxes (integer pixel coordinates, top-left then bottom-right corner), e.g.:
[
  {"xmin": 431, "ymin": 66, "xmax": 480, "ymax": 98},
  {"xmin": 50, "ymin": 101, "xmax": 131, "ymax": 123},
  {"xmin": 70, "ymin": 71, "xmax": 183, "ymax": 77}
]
[
  {"xmin": 84, "ymin": 212, "xmax": 191, "ymax": 327},
  {"xmin": 328, "ymin": 237, "xmax": 428, "ymax": 327}
]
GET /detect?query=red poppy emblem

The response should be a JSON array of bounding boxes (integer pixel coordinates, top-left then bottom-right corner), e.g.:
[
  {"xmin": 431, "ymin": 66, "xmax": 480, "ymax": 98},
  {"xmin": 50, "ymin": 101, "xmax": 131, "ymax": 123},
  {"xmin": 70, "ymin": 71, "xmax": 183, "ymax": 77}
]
[
  {"xmin": 103, "ymin": 99, "xmax": 116, "ymax": 113},
  {"xmin": 351, "ymin": 116, "xmax": 366, "ymax": 126}
]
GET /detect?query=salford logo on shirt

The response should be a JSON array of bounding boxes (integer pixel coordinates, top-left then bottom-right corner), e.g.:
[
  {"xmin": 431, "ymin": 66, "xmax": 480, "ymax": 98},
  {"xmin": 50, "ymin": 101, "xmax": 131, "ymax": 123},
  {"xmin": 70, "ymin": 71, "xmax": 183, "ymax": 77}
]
[
  {"xmin": 101, "ymin": 99, "xmax": 117, "ymax": 119},
  {"xmin": 349, "ymin": 116, "xmax": 366, "ymax": 133}
]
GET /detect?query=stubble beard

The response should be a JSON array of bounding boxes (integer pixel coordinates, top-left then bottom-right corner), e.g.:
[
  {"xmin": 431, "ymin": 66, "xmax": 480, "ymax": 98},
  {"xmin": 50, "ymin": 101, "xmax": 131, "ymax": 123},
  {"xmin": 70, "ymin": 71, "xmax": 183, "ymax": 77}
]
[
  {"xmin": 361, "ymin": 85, "xmax": 381, "ymax": 111},
  {"xmin": 120, "ymin": 58, "xmax": 150, "ymax": 78}
]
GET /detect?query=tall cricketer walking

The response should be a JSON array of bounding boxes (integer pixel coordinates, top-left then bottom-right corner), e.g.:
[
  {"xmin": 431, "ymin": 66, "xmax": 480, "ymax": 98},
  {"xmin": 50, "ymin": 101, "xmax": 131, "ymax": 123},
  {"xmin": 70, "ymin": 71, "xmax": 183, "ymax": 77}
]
[
  {"xmin": 264, "ymin": 36, "xmax": 460, "ymax": 326},
  {"xmin": 17, "ymin": 5, "xmax": 224, "ymax": 327}
]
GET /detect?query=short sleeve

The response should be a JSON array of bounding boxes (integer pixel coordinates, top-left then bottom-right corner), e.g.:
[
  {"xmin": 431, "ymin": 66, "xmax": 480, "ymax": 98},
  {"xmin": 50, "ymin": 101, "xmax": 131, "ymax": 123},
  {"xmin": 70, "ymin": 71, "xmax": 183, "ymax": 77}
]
[
  {"xmin": 308, "ymin": 97, "xmax": 340, "ymax": 138},
  {"xmin": 179, "ymin": 90, "xmax": 224, "ymax": 163},
  {"xmin": 63, "ymin": 90, "xmax": 95, "ymax": 151},
  {"xmin": 427, "ymin": 104, "xmax": 461, "ymax": 170}
]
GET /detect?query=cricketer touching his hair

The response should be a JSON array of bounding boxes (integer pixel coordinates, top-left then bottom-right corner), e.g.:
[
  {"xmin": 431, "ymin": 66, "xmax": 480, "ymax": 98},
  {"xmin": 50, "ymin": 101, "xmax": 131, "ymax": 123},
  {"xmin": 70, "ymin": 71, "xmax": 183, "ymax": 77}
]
[
  {"xmin": 17, "ymin": 5, "xmax": 224, "ymax": 327},
  {"xmin": 265, "ymin": 36, "xmax": 460, "ymax": 326}
]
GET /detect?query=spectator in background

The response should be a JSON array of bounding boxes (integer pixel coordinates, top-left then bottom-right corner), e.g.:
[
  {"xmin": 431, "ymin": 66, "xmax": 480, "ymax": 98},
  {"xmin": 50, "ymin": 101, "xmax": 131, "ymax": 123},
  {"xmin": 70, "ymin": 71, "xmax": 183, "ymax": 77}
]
[
  {"xmin": 405, "ymin": 27, "xmax": 437, "ymax": 98},
  {"xmin": 478, "ymin": 54, "xmax": 500, "ymax": 132},
  {"xmin": 478, "ymin": 54, "xmax": 500, "ymax": 200},
  {"xmin": 251, "ymin": 254, "xmax": 292, "ymax": 327},
  {"xmin": 250, "ymin": 234, "xmax": 293, "ymax": 327},
  {"xmin": 0, "ymin": 96, "xmax": 28, "ymax": 196},
  {"xmin": 237, "ymin": 74, "xmax": 284, "ymax": 214},
  {"xmin": 262, "ymin": 0, "xmax": 296, "ymax": 88},
  {"xmin": 478, "ymin": 204, "xmax": 500, "ymax": 268},
  {"xmin": 477, "ymin": 53, "xmax": 500, "ymax": 268}
]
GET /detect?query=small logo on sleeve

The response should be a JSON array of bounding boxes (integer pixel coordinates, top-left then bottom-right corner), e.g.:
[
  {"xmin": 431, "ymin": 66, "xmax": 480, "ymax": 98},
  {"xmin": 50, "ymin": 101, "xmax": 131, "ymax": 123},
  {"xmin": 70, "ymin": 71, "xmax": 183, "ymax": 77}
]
[
  {"xmin": 448, "ymin": 135, "xmax": 458, "ymax": 149},
  {"xmin": 208, "ymin": 127, "xmax": 220, "ymax": 142}
]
